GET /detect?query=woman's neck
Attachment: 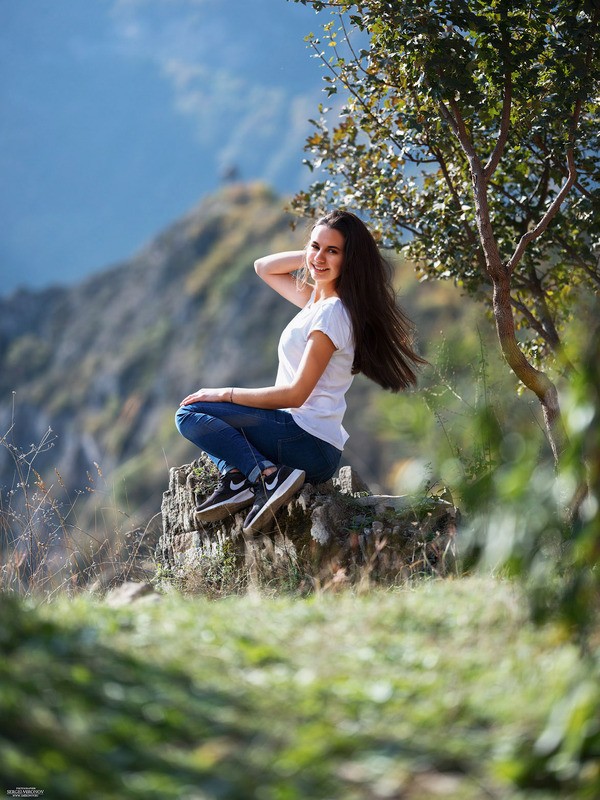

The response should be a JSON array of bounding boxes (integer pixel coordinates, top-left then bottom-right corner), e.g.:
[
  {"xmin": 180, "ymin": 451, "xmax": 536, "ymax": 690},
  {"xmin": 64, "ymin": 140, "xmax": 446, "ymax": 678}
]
[{"xmin": 313, "ymin": 286, "xmax": 339, "ymax": 302}]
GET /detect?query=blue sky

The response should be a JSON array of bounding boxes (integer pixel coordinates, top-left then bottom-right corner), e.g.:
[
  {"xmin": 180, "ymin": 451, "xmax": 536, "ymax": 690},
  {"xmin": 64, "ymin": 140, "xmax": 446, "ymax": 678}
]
[{"xmin": 0, "ymin": 0, "xmax": 324, "ymax": 292}]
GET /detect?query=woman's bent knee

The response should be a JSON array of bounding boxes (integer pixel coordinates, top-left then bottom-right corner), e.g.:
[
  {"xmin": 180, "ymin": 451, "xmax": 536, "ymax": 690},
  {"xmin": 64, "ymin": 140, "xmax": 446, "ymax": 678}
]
[
  {"xmin": 175, "ymin": 405, "xmax": 225, "ymax": 439},
  {"xmin": 175, "ymin": 405, "xmax": 190, "ymax": 433}
]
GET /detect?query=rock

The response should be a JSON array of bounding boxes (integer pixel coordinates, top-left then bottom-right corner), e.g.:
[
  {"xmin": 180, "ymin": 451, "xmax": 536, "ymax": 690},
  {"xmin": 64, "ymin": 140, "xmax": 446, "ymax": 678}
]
[
  {"xmin": 104, "ymin": 581, "xmax": 158, "ymax": 607},
  {"xmin": 158, "ymin": 454, "xmax": 460, "ymax": 594},
  {"xmin": 355, "ymin": 494, "xmax": 413, "ymax": 514},
  {"xmin": 310, "ymin": 503, "xmax": 335, "ymax": 545},
  {"xmin": 334, "ymin": 465, "xmax": 371, "ymax": 495}
]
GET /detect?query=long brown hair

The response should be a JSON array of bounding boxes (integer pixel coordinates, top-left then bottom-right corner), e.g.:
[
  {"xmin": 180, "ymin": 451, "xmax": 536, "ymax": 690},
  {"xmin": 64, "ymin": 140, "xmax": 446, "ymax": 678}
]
[{"xmin": 303, "ymin": 210, "xmax": 426, "ymax": 391}]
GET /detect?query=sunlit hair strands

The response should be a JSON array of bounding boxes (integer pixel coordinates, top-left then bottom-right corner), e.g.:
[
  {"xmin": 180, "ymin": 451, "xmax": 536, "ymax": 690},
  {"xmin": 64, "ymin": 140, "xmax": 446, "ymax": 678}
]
[{"xmin": 300, "ymin": 210, "xmax": 427, "ymax": 391}]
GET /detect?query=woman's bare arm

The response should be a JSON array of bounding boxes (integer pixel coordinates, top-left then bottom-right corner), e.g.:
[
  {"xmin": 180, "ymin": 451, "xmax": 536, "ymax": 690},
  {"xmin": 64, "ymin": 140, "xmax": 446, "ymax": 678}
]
[
  {"xmin": 254, "ymin": 250, "xmax": 313, "ymax": 308},
  {"xmin": 180, "ymin": 330, "xmax": 335, "ymax": 409}
]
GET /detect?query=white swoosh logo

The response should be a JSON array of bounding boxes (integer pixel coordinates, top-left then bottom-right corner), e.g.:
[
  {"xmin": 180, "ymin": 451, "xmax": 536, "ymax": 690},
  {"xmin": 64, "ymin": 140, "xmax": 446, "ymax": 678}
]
[
  {"xmin": 230, "ymin": 479, "xmax": 246, "ymax": 490},
  {"xmin": 265, "ymin": 476, "xmax": 279, "ymax": 491}
]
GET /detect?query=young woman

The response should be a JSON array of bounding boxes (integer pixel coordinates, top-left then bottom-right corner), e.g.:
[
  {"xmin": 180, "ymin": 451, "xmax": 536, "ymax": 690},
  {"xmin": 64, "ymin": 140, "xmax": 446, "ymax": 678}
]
[{"xmin": 176, "ymin": 210, "xmax": 425, "ymax": 534}]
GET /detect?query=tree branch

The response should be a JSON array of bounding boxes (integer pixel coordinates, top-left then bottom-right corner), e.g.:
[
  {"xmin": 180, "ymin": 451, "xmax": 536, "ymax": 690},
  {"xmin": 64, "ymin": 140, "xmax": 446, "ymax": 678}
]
[
  {"xmin": 507, "ymin": 152, "xmax": 578, "ymax": 274},
  {"xmin": 511, "ymin": 294, "xmax": 552, "ymax": 344},
  {"xmin": 439, "ymin": 97, "xmax": 505, "ymax": 279},
  {"xmin": 489, "ymin": 156, "xmax": 550, "ymax": 229},
  {"xmin": 507, "ymin": 92, "xmax": 582, "ymax": 275},
  {"xmin": 447, "ymin": 98, "xmax": 484, "ymax": 174},
  {"xmin": 527, "ymin": 139, "xmax": 594, "ymax": 200},
  {"xmin": 511, "ymin": 287, "xmax": 576, "ymax": 375},
  {"xmin": 404, "ymin": 153, "xmax": 439, "ymax": 164},
  {"xmin": 524, "ymin": 155, "xmax": 551, "ymax": 213},
  {"xmin": 526, "ymin": 267, "xmax": 562, "ymax": 350},
  {"xmin": 553, "ymin": 232, "xmax": 600, "ymax": 288},
  {"xmin": 309, "ymin": 40, "xmax": 405, "ymax": 153},
  {"xmin": 483, "ymin": 68, "xmax": 512, "ymax": 180},
  {"xmin": 429, "ymin": 141, "xmax": 487, "ymax": 271}
]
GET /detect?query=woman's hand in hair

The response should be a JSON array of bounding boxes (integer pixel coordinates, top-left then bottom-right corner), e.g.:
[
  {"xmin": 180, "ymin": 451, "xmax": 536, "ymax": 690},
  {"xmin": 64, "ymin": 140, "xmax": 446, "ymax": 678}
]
[{"xmin": 254, "ymin": 250, "xmax": 313, "ymax": 308}]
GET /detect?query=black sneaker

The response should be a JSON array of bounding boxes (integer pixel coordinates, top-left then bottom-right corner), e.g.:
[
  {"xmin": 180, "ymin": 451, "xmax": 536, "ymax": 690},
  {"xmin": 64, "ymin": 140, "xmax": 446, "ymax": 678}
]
[
  {"xmin": 195, "ymin": 473, "xmax": 254, "ymax": 521},
  {"xmin": 242, "ymin": 465, "xmax": 306, "ymax": 535}
]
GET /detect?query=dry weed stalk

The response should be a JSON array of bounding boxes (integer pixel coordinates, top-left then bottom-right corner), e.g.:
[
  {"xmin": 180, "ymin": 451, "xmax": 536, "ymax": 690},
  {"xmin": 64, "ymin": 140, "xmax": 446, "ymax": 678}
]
[{"xmin": 1, "ymin": 414, "xmax": 157, "ymax": 598}]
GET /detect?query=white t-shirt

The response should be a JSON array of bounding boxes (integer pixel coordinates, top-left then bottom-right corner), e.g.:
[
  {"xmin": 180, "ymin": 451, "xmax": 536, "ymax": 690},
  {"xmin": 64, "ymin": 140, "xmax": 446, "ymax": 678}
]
[{"xmin": 276, "ymin": 293, "xmax": 355, "ymax": 450}]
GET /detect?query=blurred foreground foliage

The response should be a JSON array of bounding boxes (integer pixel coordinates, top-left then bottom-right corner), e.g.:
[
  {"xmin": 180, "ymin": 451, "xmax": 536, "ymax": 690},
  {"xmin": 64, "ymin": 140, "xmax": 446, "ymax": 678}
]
[
  {"xmin": 460, "ymin": 321, "xmax": 600, "ymax": 634},
  {"xmin": 379, "ymin": 305, "xmax": 599, "ymax": 635},
  {"xmin": 1, "ymin": 578, "xmax": 599, "ymax": 799}
]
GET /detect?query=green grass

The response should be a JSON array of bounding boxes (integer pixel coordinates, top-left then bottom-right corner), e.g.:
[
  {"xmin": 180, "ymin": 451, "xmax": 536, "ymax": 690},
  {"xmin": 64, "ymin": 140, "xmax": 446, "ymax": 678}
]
[{"xmin": 1, "ymin": 577, "xmax": 598, "ymax": 799}]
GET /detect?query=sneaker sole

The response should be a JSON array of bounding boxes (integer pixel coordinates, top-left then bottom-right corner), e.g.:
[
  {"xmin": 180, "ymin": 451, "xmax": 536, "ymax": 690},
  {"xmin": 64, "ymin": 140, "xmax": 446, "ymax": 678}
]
[
  {"xmin": 242, "ymin": 469, "xmax": 305, "ymax": 534},
  {"xmin": 195, "ymin": 489, "xmax": 255, "ymax": 522}
]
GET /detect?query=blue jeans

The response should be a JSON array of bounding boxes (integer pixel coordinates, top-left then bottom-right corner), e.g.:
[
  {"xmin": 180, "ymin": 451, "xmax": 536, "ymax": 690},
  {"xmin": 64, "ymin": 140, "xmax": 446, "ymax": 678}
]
[{"xmin": 175, "ymin": 402, "xmax": 342, "ymax": 484}]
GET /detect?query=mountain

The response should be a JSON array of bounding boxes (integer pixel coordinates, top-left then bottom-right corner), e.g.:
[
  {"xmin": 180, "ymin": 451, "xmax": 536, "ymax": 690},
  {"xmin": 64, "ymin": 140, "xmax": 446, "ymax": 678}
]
[
  {"xmin": 0, "ymin": 181, "xmax": 487, "ymax": 558},
  {"xmin": 1, "ymin": 184, "xmax": 298, "ymax": 525}
]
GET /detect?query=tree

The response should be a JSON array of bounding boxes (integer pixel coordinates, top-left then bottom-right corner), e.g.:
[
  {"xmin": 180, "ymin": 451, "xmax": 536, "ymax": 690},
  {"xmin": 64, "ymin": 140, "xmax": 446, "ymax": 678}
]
[{"xmin": 291, "ymin": 0, "xmax": 600, "ymax": 463}]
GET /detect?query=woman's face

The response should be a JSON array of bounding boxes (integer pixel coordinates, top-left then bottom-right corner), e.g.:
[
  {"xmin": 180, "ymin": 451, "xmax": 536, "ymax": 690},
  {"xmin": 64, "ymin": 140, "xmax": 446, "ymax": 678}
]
[{"xmin": 307, "ymin": 225, "xmax": 345, "ymax": 293}]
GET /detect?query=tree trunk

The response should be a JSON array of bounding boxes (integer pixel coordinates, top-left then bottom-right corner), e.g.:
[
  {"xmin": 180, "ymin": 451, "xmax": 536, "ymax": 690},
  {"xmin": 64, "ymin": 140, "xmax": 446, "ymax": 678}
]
[
  {"xmin": 466, "ymin": 157, "xmax": 568, "ymax": 464},
  {"xmin": 492, "ymin": 270, "xmax": 567, "ymax": 463}
]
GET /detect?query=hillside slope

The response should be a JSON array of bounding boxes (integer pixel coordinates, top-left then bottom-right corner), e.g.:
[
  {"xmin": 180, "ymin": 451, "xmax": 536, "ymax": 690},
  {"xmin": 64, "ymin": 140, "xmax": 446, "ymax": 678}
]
[
  {"xmin": 1, "ymin": 185, "xmax": 306, "ymax": 518},
  {"xmin": 0, "ymin": 182, "xmax": 488, "ymax": 543}
]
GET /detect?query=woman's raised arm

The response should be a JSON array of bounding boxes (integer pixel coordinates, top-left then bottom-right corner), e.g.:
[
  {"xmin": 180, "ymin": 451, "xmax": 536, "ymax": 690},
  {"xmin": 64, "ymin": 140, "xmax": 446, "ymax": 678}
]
[{"xmin": 254, "ymin": 250, "xmax": 313, "ymax": 308}]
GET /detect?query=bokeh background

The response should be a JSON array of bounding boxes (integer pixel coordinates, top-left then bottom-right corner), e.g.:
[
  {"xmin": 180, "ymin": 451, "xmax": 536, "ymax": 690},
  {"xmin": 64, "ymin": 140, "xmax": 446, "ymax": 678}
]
[{"xmin": 1, "ymin": 0, "xmax": 323, "ymax": 293}]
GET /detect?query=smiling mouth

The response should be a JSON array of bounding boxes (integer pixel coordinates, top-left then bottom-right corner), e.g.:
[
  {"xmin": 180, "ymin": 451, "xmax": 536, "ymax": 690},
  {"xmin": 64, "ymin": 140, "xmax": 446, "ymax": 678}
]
[{"xmin": 312, "ymin": 264, "xmax": 328, "ymax": 272}]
